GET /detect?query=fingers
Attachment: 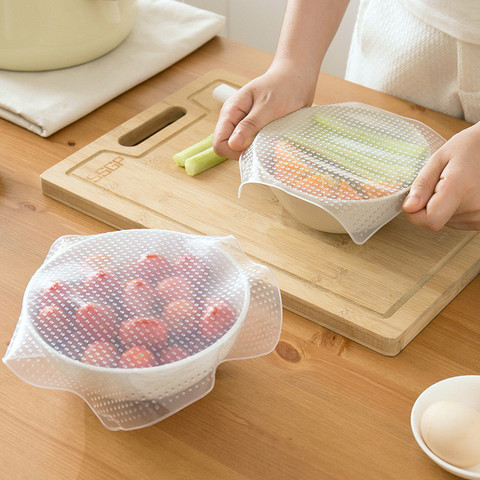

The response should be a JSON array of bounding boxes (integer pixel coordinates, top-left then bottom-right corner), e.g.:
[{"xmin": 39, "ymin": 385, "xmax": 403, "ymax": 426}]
[
  {"xmin": 402, "ymin": 150, "xmax": 448, "ymax": 213},
  {"xmin": 404, "ymin": 182, "xmax": 462, "ymax": 231},
  {"xmin": 213, "ymin": 91, "xmax": 253, "ymax": 160},
  {"xmin": 402, "ymin": 147, "xmax": 455, "ymax": 230},
  {"xmin": 404, "ymin": 165, "xmax": 463, "ymax": 232},
  {"xmin": 213, "ymin": 83, "xmax": 286, "ymax": 159},
  {"xmin": 213, "ymin": 66, "xmax": 319, "ymax": 160},
  {"xmin": 228, "ymin": 97, "xmax": 282, "ymax": 151},
  {"xmin": 228, "ymin": 110, "xmax": 262, "ymax": 151}
]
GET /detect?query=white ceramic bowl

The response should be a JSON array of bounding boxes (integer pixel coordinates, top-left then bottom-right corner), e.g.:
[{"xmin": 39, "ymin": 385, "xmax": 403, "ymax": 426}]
[
  {"xmin": 245, "ymin": 135, "xmax": 411, "ymax": 236},
  {"xmin": 239, "ymin": 103, "xmax": 446, "ymax": 242},
  {"xmin": 0, "ymin": 0, "xmax": 138, "ymax": 71},
  {"xmin": 22, "ymin": 230, "xmax": 251, "ymax": 402},
  {"xmin": 271, "ymin": 183, "xmax": 409, "ymax": 234},
  {"xmin": 411, "ymin": 376, "xmax": 480, "ymax": 479}
]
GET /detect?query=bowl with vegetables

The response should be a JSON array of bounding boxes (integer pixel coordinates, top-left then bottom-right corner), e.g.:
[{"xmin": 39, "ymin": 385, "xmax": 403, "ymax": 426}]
[{"xmin": 239, "ymin": 103, "xmax": 445, "ymax": 244}]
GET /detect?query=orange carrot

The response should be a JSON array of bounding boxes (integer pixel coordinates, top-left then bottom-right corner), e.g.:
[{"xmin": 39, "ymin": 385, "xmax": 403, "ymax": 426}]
[
  {"xmin": 338, "ymin": 181, "xmax": 362, "ymax": 200},
  {"xmin": 273, "ymin": 140, "xmax": 313, "ymax": 185},
  {"xmin": 294, "ymin": 174, "xmax": 340, "ymax": 199},
  {"xmin": 361, "ymin": 181, "xmax": 402, "ymax": 199}
]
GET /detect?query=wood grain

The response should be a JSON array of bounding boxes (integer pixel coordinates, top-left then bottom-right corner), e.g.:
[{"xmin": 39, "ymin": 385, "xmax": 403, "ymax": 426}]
[
  {"xmin": 1, "ymin": 37, "xmax": 478, "ymax": 480},
  {"xmin": 41, "ymin": 70, "xmax": 480, "ymax": 356}
]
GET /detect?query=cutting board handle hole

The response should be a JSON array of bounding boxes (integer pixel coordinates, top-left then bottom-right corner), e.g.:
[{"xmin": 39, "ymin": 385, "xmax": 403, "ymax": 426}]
[{"xmin": 118, "ymin": 106, "xmax": 186, "ymax": 147}]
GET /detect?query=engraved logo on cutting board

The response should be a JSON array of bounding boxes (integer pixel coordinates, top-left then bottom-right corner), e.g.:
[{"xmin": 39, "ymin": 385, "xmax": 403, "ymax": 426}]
[{"xmin": 85, "ymin": 156, "xmax": 124, "ymax": 183}]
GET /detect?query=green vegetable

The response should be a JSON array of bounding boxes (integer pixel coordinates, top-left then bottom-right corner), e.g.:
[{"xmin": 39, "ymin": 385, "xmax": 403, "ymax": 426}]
[
  {"xmin": 184, "ymin": 147, "xmax": 227, "ymax": 176},
  {"xmin": 284, "ymin": 111, "xmax": 430, "ymax": 184},
  {"xmin": 173, "ymin": 133, "xmax": 214, "ymax": 167},
  {"xmin": 286, "ymin": 133, "xmax": 418, "ymax": 184},
  {"xmin": 313, "ymin": 112, "xmax": 429, "ymax": 159}
]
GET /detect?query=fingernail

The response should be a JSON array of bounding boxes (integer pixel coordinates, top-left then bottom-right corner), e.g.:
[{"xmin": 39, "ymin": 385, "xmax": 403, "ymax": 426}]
[
  {"xmin": 403, "ymin": 193, "xmax": 419, "ymax": 208},
  {"xmin": 229, "ymin": 130, "xmax": 245, "ymax": 150}
]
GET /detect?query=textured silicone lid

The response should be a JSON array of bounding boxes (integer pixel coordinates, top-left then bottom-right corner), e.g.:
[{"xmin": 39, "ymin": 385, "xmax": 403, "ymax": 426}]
[
  {"xmin": 239, "ymin": 102, "xmax": 445, "ymax": 244},
  {"xmin": 3, "ymin": 230, "xmax": 282, "ymax": 430}
]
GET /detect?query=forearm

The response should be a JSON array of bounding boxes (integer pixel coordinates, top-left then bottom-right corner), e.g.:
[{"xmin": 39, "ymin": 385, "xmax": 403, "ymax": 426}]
[
  {"xmin": 272, "ymin": 0, "xmax": 350, "ymax": 79},
  {"xmin": 213, "ymin": 0, "xmax": 350, "ymax": 159}
]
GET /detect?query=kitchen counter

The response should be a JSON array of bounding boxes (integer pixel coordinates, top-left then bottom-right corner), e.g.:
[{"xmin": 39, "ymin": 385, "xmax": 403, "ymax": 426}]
[{"xmin": 1, "ymin": 36, "xmax": 478, "ymax": 480}]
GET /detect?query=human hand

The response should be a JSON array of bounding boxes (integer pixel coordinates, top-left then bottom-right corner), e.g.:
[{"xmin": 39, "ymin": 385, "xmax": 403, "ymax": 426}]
[
  {"xmin": 402, "ymin": 122, "xmax": 480, "ymax": 231},
  {"xmin": 212, "ymin": 0, "xmax": 349, "ymax": 160},
  {"xmin": 213, "ymin": 65, "xmax": 317, "ymax": 160}
]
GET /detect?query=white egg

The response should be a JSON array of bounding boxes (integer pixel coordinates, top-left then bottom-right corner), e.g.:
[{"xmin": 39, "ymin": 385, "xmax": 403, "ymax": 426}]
[{"xmin": 421, "ymin": 400, "xmax": 480, "ymax": 468}]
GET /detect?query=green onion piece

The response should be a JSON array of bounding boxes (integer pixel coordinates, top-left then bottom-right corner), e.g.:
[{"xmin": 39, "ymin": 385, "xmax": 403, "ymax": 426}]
[
  {"xmin": 313, "ymin": 113, "xmax": 429, "ymax": 159},
  {"xmin": 173, "ymin": 133, "xmax": 214, "ymax": 167},
  {"xmin": 184, "ymin": 147, "xmax": 227, "ymax": 176},
  {"xmin": 286, "ymin": 133, "xmax": 417, "ymax": 184}
]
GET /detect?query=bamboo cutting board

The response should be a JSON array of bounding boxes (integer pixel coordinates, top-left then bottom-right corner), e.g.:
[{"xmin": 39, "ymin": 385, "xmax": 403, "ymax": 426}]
[{"xmin": 41, "ymin": 70, "xmax": 480, "ymax": 356}]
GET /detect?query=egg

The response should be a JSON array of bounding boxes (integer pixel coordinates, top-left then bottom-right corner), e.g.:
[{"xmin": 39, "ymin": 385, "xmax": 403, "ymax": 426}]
[{"xmin": 421, "ymin": 400, "xmax": 480, "ymax": 468}]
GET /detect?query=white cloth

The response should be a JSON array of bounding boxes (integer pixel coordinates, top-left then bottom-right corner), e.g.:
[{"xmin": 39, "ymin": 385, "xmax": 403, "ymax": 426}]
[
  {"xmin": 345, "ymin": 0, "xmax": 480, "ymax": 123},
  {"xmin": 0, "ymin": 0, "xmax": 225, "ymax": 137},
  {"xmin": 397, "ymin": 0, "xmax": 480, "ymax": 44}
]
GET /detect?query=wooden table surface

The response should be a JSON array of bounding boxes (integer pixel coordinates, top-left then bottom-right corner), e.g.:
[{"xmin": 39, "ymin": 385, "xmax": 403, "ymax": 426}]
[{"xmin": 1, "ymin": 36, "xmax": 479, "ymax": 480}]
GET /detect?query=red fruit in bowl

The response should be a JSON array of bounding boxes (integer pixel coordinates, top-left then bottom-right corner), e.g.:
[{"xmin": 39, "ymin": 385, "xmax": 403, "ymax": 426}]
[
  {"xmin": 174, "ymin": 331, "xmax": 212, "ymax": 355},
  {"xmin": 122, "ymin": 278, "xmax": 158, "ymax": 317},
  {"xmin": 83, "ymin": 253, "xmax": 113, "ymax": 270},
  {"xmin": 157, "ymin": 345, "xmax": 189, "ymax": 365},
  {"xmin": 172, "ymin": 254, "xmax": 209, "ymax": 286},
  {"xmin": 35, "ymin": 305, "xmax": 70, "ymax": 345},
  {"xmin": 81, "ymin": 341, "xmax": 120, "ymax": 368},
  {"xmin": 132, "ymin": 253, "xmax": 172, "ymax": 284},
  {"xmin": 82, "ymin": 269, "xmax": 119, "ymax": 301},
  {"xmin": 161, "ymin": 298, "xmax": 199, "ymax": 335},
  {"xmin": 60, "ymin": 327, "xmax": 91, "ymax": 361},
  {"xmin": 198, "ymin": 299, "xmax": 237, "ymax": 341},
  {"xmin": 118, "ymin": 346, "xmax": 157, "ymax": 369},
  {"xmin": 119, "ymin": 317, "xmax": 168, "ymax": 350},
  {"xmin": 75, "ymin": 303, "xmax": 118, "ymax": 342},
  {"xmin": 38, "ymin": 281, "xmax": 72, "ymax": 310},
  {"xmin": 156, "ymin": 275, "xmax": 194, "ymax": 307}
]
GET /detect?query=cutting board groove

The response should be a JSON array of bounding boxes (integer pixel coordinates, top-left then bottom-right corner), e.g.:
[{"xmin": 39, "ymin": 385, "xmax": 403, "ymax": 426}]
[{"xmin": 41, "ymin": 70, "xmax": 480, "ymax": 355}]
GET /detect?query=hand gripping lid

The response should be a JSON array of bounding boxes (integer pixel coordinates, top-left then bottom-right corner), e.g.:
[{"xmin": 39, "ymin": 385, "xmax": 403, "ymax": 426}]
[{"xmin": 239, "ymin": 103, "xmax": 446, "ymax": 244}]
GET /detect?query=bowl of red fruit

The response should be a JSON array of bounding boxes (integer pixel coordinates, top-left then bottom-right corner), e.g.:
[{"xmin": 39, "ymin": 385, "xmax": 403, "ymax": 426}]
[{"xmin": 18, "ymin": 230, "xmax": 255, "ymax": 403}]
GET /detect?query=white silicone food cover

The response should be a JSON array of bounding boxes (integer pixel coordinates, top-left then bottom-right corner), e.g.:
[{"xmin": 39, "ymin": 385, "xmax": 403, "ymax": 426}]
[
  {"xmin": 3, "ymin": 229, "xmax": 282, "ymax": 431},
  {"xmin": 239, "ymin": 102, "xmax": 446, "ymax": 244}
]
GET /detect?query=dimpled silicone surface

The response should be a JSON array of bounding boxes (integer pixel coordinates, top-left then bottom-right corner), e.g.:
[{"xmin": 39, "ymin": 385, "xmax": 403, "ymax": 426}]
[
  {"xmin": 3, "ymin": 230, "xmax": 282, "ymax": 430},
  {"xmin": 239, "ymin": 103, "xmax": 445, "ymax": 244}
]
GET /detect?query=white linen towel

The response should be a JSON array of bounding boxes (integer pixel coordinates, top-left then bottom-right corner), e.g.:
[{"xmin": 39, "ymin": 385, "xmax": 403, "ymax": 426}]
[{"xmin": 0, "ymin": 0, "xmax": 225, "ymax": 137}]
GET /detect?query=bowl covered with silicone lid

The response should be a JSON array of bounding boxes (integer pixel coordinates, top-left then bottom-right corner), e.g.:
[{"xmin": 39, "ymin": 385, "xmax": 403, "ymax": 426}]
[
  {"xmin": 239, "ymin": 102, "xmax": 446, "ymax": 244},
  {"xmin": 3, "ymin": 229, "xmax": 282, "ymax": 430}
]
